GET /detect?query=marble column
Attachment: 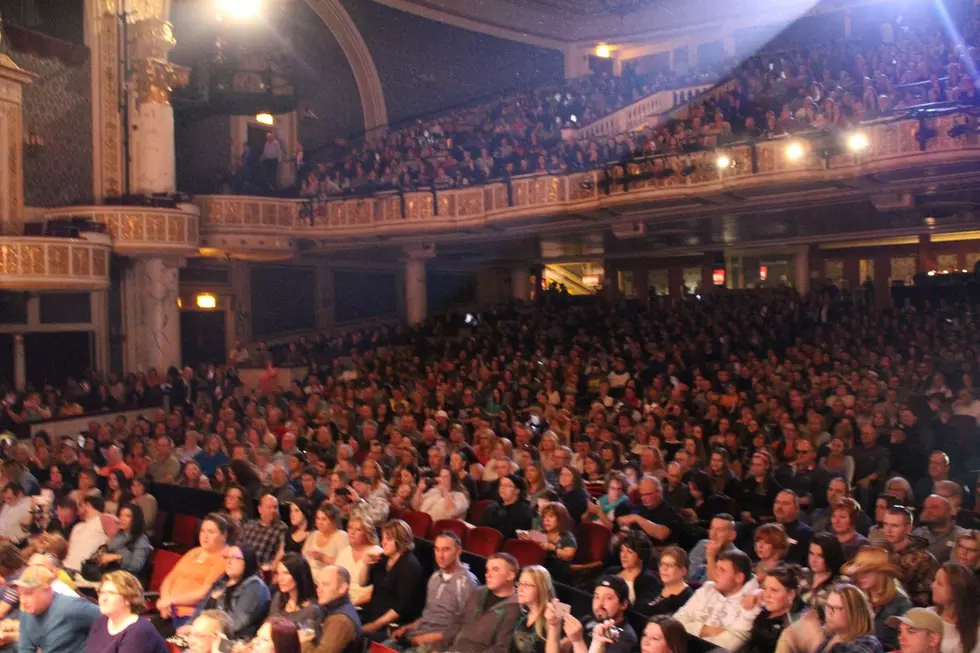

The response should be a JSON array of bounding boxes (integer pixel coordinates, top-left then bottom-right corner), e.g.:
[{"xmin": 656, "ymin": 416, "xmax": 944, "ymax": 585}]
[
  {"xmin": 123, "ymin": 257, "xmax": 182, "ymax": 373},
  {"xmin": 402, "ymin": 245, "xmax": 434, "ymax": 325},
  {"xmin": 12, "ymin": 334, "xmax": 25, "ymax": 391},
  {"xmin": 90, "ymin": 290, "xmax": 110, "ymax": 374},
  {"xmin": 795, "ymin": 246, "xmax": 810, "ymax": 294},
  {"xmin": 511, "ymin": 264, "xmax": 530, "ymax": 301}
]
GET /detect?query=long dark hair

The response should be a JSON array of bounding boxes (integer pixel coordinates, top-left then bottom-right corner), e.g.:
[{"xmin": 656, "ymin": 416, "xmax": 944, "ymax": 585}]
[
  {"xmin": 810, "ymin": 532, "xmax": 846, "ymax": 582},
  {"xmin": 109, "ymin": 469, "xmax": 133, "ymax": 506},
  {"xmin": 940, "ymin": 562, "xmax": 980, "ymax": 653},
  {"xmin": 275, "ymin": 552, "xmax": 316, "ymax": 609},
  {"xmin": 118, "ymin": 503, "xmax": 146, "ymax": 550},
  {"xmin": 267, "ymin": 616, "xmax": 302, "ymax": 653},
  {"xmin": 221, "ymin": 545, "xmax": 261, "ymax": 606},
  {"xmin": 647, "ymin": 615, "xmax": 687, "ymax": 653}
]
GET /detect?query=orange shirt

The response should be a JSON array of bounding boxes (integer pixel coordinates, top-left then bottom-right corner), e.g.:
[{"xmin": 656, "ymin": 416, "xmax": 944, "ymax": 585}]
[
  {"xmin": 99, "ymin": 461, "xmax": 134, "ymax": 479},
  {"xmin": 162, "ymin": 547, "xmax": 226, "ymax": 617}
]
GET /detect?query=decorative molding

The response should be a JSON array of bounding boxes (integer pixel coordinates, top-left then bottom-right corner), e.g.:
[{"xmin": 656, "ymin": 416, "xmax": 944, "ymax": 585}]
[
  {"xmin": 304, "ymin": 0, "xmax": 388, "ymax": 139},
  {"xmin": 0, "ymin": 237, "xmax": 110, "ymax": 289},
  {"xmin": 43, "ymin": 204, "xmax": 200, "ymax": 255}
]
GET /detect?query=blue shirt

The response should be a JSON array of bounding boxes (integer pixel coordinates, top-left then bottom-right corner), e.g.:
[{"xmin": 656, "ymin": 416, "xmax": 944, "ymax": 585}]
[
  {"xmin": 19, "ymin": 592, "xmax": 101, "ymax": 653},
  {"xmin": 194, "ymin": 451, "xmax": 229, "ymax": 477}
]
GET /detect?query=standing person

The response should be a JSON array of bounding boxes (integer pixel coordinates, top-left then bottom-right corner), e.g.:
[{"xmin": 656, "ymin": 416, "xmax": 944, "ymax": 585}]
[
  {"xmin": 15, "ymin": 565, "xmax": 101, "ymax": 653},
  {"xmin": 84, "ymin": 570, "xmax": 169, "ymax": 653},
  {"xmin": 261, "ymin": 132, "xmax": 283, "ymax": 190}
]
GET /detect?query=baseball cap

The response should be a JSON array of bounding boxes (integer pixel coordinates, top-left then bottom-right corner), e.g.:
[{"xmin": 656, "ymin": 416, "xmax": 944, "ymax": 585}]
[
  {"xmin": 12, "ymin": 565, "xmax": 55, "ymax": 589},
  {"xmin": 886, "ymin": 608, "xmax": 943, "ymax": 634},
  {"xmin": 596, "ymin": 575, "xmax": 629, "ymax": 603}
]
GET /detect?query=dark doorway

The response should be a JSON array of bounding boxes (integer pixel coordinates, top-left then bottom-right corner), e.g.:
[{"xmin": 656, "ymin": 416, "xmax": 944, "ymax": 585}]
[
  {"xmin": 181, "ymin": 311, "xmax": 226, "ymax": 368},
  {"xmin": 0, "ymin": 334, "xmax": 13, "ymax": 389},
  {"xmin": 24, "ymin": 331, "xmax": 92, "ymax": 388}
]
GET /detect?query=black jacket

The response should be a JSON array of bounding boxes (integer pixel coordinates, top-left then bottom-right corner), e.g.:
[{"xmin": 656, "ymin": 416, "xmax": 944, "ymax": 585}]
[{"xmin": 479, "ymin": 499, "xmax": 533, "ymax": 540}]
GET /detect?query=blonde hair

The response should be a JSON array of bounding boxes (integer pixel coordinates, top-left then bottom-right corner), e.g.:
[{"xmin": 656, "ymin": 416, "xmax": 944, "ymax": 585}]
[
  {"xmin": 380, "ymin": 519, "xmax": 415, "ymax": 554},
  {"xmin": 348, "ymin": 515, "xmax": 379, "ymax": 545},
  {"xmin": 100, "ymin": 570, "xmax": 145, "ymax": 613},
  {"xmin": 518, "ymin": 565, "xmax": 556, "ymax": 637},
  {"xmin": 830, "ymin": 583, "xmax": 875, "ymax": 642}
]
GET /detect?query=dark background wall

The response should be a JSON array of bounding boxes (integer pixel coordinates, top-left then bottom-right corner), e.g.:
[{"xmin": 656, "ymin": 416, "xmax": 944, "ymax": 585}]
[
  {"xmin": 339, "ymin": 0, "xmax": 564, "ymax": 126},
  {"xmin": 0, "ymin": 27, "xmax": 93, "ymax": 207},
  {"xmin": 427, "ymin": 271, "xmax": 477, "ymax": 314},
  {"xmin": 174, "ymin": 114, "xmax": 232, "ymax": 194},
  {"xmin": 333, "ymin": 269, "xmax": 398, "ymax": 323},
  {"xmin": 250, "ymin": 265, "xmax": 316, "ymax": 336}
]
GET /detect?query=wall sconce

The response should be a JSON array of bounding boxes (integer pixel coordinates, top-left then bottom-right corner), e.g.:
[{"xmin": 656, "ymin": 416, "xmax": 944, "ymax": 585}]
[
  {"xmin": 196, "ymin": 293, "xmax": 217, "ymax": 309},
  {"xmin": 23, "ymin": 131, "xmax": 45, "ymax": 153}
]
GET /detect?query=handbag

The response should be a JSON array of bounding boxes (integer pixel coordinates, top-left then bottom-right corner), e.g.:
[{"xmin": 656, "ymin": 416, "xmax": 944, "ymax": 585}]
[{"xmin": 80, "ymin": 545, "xmax": 119, "ymax": 582}]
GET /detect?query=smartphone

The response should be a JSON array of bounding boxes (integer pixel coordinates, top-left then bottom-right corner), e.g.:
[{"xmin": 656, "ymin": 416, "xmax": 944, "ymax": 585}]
[{"xmin": 556, "ymin": 601, "xmax": 572, "ymax": 618}]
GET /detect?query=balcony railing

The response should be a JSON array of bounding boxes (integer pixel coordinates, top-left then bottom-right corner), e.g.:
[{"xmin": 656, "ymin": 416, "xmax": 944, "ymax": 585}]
[
  {"xmin": 0, "ymin": 237, "xmax": 111, "ymax": 290},
  {"xmin": 43, "ymin": 204, "xmax": 200, "ymax": 257},
  {"xmin": 196, "ymin": 111, "xmax": 980, "ymax": 245}
]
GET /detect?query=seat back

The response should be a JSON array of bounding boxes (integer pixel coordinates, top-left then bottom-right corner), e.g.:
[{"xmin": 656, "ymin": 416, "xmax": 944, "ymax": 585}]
[
  {"xmin": 463, "ymin": 526, "xmax": 504, "ymax": 557},
  {"xmin": 370, "ymin": 642, "xmax": 399, "ymax": 653},
  {"xmin": 501, "ymin": 539, "xmax": 546, "ymax": 568},
  {"xmin": 430, "ymin": 518, "xmax": 470, "ymax": 542},
  {"xmin": 151, "ymin": 510, "xmax": 169, "ymax": 547},
  {"xmin": 400, "ymin": 510, "xmax": 434, "ymax": 539},
  {"xmin": 468, "ymin": 499, "xmax": 494, "ymax": 524},
  {"xmin": 148, "ymin": 549, "xmax": 182, "ymax": 593},
  {"xmin": 171, "ymin": 514, "xmax": 201, "ymax": 548},
  {"xmin": 575, "ymin": 522, "xmax": 613, "ymax": 564}
]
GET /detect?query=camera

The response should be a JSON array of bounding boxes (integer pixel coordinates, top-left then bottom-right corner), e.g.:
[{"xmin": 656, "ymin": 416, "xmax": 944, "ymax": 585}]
[{"xmin": 605, "ymin": 627, "xmax": 622, "ymax": 643}]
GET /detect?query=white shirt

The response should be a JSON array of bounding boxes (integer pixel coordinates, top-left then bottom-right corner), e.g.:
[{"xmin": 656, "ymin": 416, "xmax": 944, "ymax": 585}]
[
  {"xmin": 419, "ymin": 488, "xmax": 469, "ymax": 521},
  {"xmin": 64, "ymin": 514, "xmax": 108, "ymax": 572},
  {"xmin": 674, "ymin": 578, "xmax": 762, "ymax": 651},
  {"xmin": 0, "ymin": 497, "xmax": 31, "ymax": 542}
]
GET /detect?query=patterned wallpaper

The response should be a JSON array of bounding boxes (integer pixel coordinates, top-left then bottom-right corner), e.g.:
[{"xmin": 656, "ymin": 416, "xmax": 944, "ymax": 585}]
[
  {"xmin": 339, "ymin": 0, "xmax": 564, "ymax": 126},
  {"xmin": 0, "ymin": 39, "xmax": 93, "ymax": 207}
]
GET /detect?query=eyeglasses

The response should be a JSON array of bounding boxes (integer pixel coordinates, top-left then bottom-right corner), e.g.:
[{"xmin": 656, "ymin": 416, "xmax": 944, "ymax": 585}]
[
  {"xmin": 825, "ymin": 603, "xmax": 844, "ymax": 614},
  {"xmin": 517, "ymin": 582, "xmax": 537, "ymax": 590},
  {"xmin": 97, "ymin": 589, "xmax": 121, "ymax": 597},
  {"xmin": 223, "ymin": 554, "xmax": 244, "ymax": 561}
]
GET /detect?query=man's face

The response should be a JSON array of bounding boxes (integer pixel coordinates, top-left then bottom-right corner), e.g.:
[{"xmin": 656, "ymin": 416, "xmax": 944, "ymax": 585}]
[
  {"xmin": 2, "ymin": 489, "xmax": 16, "ymax": 506},
  {"xmin": 897, "ymin": 623, "xmax": 940, "ymax": 653},
  {"xmin": 709, "ymin": 518, "xmax": 734, "ymax": 545},
  {"xmin": 155, "ymin": 438, "xmax": 169, "ymax": 457},
  {"xmin": 639, "ymin": 480, "xmax": 661, "ymax": 508},
  {"xmin": 928, "ymin": 454, "xmax": 948, "ymax": 480},
  {"xmin": 666, "ymin": 464, "xmax": 681, "ymax": 486},
  {"xmin": 592, "ymin": 587, "xmax": 624, "ymax": 622},
  {"xmin": 957, "ymin": 536, "xmax": 980, "ymax": 569},
  {"xmin": 827, "ymin": 479, "xmax": 847, "ymax": 505},
  {"xmin": 188, "ymin": 616, "xmax": 224, "ymax": 653},
  {"xmin": 433, "ymin": 535, "xmax": 461, "ymax": 571},
  {"xmin": 258, "ymin": 496, "xmax": 278, "ymax": 523},
  {"xmin": 920, "ymin": 496, "xmax": 950, "ymax": 528},
  {"xmin": 773, "ymin": 492, "xmax": 798, "ymax": 523},
  {"xmin": 883, "ymin": 513, "xmax": 911, "ymax": 544},
  {"xmin": 714, "ymin": 560, "xmax": 742, "ymax": 595},
  {"xmin": 315, "ymin": 567, "xmax": 346, "ymax": 605},
  {"xmin": 18, "ymin": 585, "xmax": 53, "ymax": 616},
  {"xmin": 498, "ymin": 477, "xmax": 518, "ymax": 505},
  {"xmin": 750, "ymin": 454, "xmax": 767, "ymax": 478},
  {"xmin": 795, "ymin": 441, "xmax": 814, "ymax": 465},
  {"xmin": 484, "ymin": 558, "xmax": 515, "ymax": 593}
]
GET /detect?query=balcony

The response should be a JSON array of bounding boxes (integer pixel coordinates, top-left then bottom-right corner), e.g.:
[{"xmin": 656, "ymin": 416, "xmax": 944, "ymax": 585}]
[
  {"xmin": 194, "ymin": 111, "xmax": 980, "ymax": 253},
  {"xmin": 43, "ymin": 204, "xmax": 200, "ymax": 257},
  {"xmin": 0, "ymin": 237, "xmax": 110, "ymax": 290}
]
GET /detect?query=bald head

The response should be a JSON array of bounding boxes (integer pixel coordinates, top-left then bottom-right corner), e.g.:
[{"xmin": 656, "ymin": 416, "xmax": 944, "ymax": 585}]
[
  {"xmin": 921, "ymin": 494, "xmax": 952, "ymax": 528},
  {"xmin": 258, "ymin": 494, "xmax": 279, "ymax": 524},
  {"xmin": 315, "ymin": 565, "xmax": 350, "ymax": 605}
]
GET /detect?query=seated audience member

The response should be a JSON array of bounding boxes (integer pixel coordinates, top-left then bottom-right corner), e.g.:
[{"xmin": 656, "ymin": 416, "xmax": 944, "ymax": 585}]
[
  {"xmin": 784, "ymin": 583, "xmax": 882, "ymax": 653},
  {"xmin": 28, "ymin": 536, "xmax": 79, "ymax": 594},
  {"xmin": 688, "ymin": 513, "xmax": 742, "ymax": 583},
  {"xmin": 617, "ymin": 476, "xmax": 681, "ymax": 547},
  {"xmin": 889, "ymin": 608, "xmax": 943, "ymax": 653},
  {"xmin": 602, "ymin": 530, "xmax": 661, "ymax": 606},
  {"xmin": 842, "ymin": 546, "xmax": 913, "ymax": 650},
  {"xmin": 523, "ymin": 501, "xmax": 577, "ymax": 585},
  {"xmin": 184, "ymin": 545, "xmax": 270, "ymax": 641},
  {"xmin": 68, "ymin": 469, "xmax": 101, "ymax": 508},
  {"xmin": 176, "ymin": 460, "xmax": 211, "ymax": 490},
  {"xmin": 929, "ymin": 561, "xmax": 980, "ymax": 653},
  {"xmin": 743, "ymin": 565, "xmax": 803, "ymax": 653},
  {"xmin": 801, "ymin": 532, "xmax": 848, "ymax": 612},
  {"xmin": 511, "ymin": 565, "xmax": 556, "ymax": 653},
  {"xmin": 268, "ymin": 553, "xmax": 320, "ymax": 627},
  {"xmin": 831, "ymin": 498, "xmax": 872, "ymax": 561},
  {"xmin": 810, "ymin": 477, "xmax": 872, "ymax": 535},
  {"xmin": 881, "ymin": 505, "xmax": 939, "ymax": 607},
  {"xmin": 585, "ymin": 472, "xmax": 633, "ymax": 532},
  {"xmin": 239, "ymin": 495, "xmax": 289, "ymax": 571},
  {"xmin": 953, "ymin": 530, "xmax": 980, "ymax": 578},
  {"xmin": 0, "ymin": 543, "xmax": 25, "ymax": 620},
  {"xmin": 309, "ymin": 566, "xmax": 363, "ymax": 653},
  {"xmin": 740, "ymin": 451, "xmax": 781, "ymax": 526},
  {"xmin": 333, "ymin": 515, "xmax": 382, "ymax": 606},
  {"xmin": 64, "ymin": 496, "xmax": 109, "ymax": 573},
  {"xmin": 251, "ymin": 617, "xmax": 303, "ymax": 653},
  {"xmin": 184, "ymin": 610, "xmax": 233, "ymax": 653},
  {"xmin": 148, "ymin": 436, "xmax": 181, "ymax": 484},
  {"xmin": 303, "ymin": 503, "xmax": 349, "ymax": 576},
  {"xmin": 129, "ymin": 476, "xmax": 157, "ymax": 534},
  {"xmin": 387, "ymin": 531, "xmax": 476, "ymax": 650},
  {"xmin": 15, "ymin": 565, "xmax": 101, "ymax": 653},
  {"xmin": 432, "ymin": 552, "xmax": 521, "ymax": 653},
  {"xmin": 869, "ymin": 494, "xmax": 902, "ymax": 547},
  {"xmin": 555, "ymin": 466, "xmax": 591, "ymax": 524},
  {"xmin": 47, "ymin": 497, "xmax": 80, "ymax": 539},
  {"xmin": 284, "ymin": 499, "xmax": 313, "ymax": 555},
  {"xmin": 674, "ymin": 549, "xmax": 762, "ymax": 650},
  {"xmin": 104, "ymin": 470, "xmax": 132, "ymax": 516},
  {"xmin": 912, "ymin": 494, "xmax": 966, "ymax": 565},
  {"xmin": 773, "ymin": 489, "xmax": 814, "ymax": 566},
  {"xmin": 479, "ymin": 474, "xmax": 533, "ymax": 540},
  {"xmin": 0, "ymin": 483, "xmax": 30, "ymax": 544},
  {"xmin": 360, "ymin": 519, "xmax": 425, "ymax": 639},
  {"xmin": 636, "ymin": 545, "xmax": 694, "ymax": 616},
  {"xmin": 561, "ymin": 575, "xmax": 638, "ymax": 653},
  {"xmin": 685, "ymin": 470, "xmax": 738, "ymax": 526},
  {"xmin": 155, "ymin": 513, "xmax": 231, "ymax": 629},
  {"xmin": 411, "ymin": 468, "xmax": 470, "ymax": 522},
  {"xmin": 99, "ymin": 503, "xmax": 152, "ymax": 576},
  {"xmin": 753, "ymin": 523, "xmax": 791, "ymax": 583},
  {"xmin": 84, "ymin": 570, "xmax": 169, "ymax": 653}
]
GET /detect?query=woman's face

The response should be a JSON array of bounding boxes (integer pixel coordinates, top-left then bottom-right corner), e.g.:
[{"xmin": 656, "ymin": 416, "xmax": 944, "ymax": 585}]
[
  {"xmin": 381, "ymin": 531, "xmax": 398, "ymax": 557},
  {"xmin": 620, "ymin": 545, "xmax": 640, "ymax": 569},
  {"xmin": 119, "ymin": 508, "xmax": 133, "ymax": 532},
  {"xmin": 607, "ymin": 481, "xmax": 624, "ymax": 502},
  {"xmin": 79, "ymin": 473, "xmax": 93, "ymax": 490},
  {"xmin": 199, "ymin": 519, "xmax": 225, "ymax": 550},
  {"xmin": 584, "ymin": 458, "xmax": 599, "ymax": 475},
  {"xmin": 276, "ymin": 564, "xmax": 296, "ymax": 593},
  {"xmin": 808, "ymin": 544, "xmax": 827, "ymax": 574},
  {"xmin": 887, "ymin": 482, "xmax": 907, "ymax": 501},
  {"xmin": 829, "ymin": 437, "xmax": 845, "ymax": 456},
  {"xmin": 658, "ymin": 555, "xmax": 685, "ymax": 585},
  {"xmin": 517, "ymin": 572, "xmax": 538, "ymax": 607},
  {"xmin": 854, "ymin": 570, "xmax": 877, "ymax": 592},
  {"xmin": 225, "ymin": 490, "xmax": 243, "ymax": 512},
  {"xmin": 225, "ymin": 546, "xmax": 245, "ymax": 579},
  {"xmin": 559, "ymin": 468, "xmax": 574, "ymax": 489},
  {"xmin": 186, "ymin": 463, "xmax": 200, "ymax": 482},
  {"xmin": 641, "ymin": 623, "xmax": 671, "ymax": 653},
  {"xmin": 290, "ymin": 504, "xmax": 306, "ymax": 528},
  {"xmin": 542, "ymin": 511, "xmax": 558, "ymax": 533},
  {"xmin": 399, "ymin": 469, "xmax": 415, "ymax": 486},
  {"xmin": 762, "ymin": 576, "xmax": 795, "ymax": 615},
  {"xmin": 824, "ymin": 592, "xmax": 848, "ymax": 633},
  {"xmin": 49, "ymin": 466, "xmax": 62, "ymax": 484},
  {"xmin": 525, "ymin": 465, "xmax": 539, "ymax": 484},
  {"xmin": 348, "ymin": 520, "xmax": 367, "ymax": 546},
  {"xmin": 931, "ymin": 568, "xmax": 952, "ymax": 605},
  {"xmin": 97, "ymin": 579, "xmax": 129, "ymax": 617},
  {"xmin": 755, "ymin": 538, "xmax": 775, "ymax": 561},
  {"xmin": 252, "ymin": 623, "xmax": 275, "ymax": 653},
  {"xmin": 438, "ymin": 468, "xmax": 452, "ymax": 489},
  {"xmin": 831, "ymin": 510, "xmax": 852, "ymax": 534}
]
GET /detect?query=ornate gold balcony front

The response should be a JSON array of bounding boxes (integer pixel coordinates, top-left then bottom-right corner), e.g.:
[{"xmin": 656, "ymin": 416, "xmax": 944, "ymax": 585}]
[
  {"xmin": 44, "ymin": 205, "xmax": 200, "ymax": 257},
  {"xmin": 0, "ymin": 237, "xmax": 110, "ymax": 290},
  {"xmin": 195, "ymin": 112, "xmax": 980, "ymax": 249}
]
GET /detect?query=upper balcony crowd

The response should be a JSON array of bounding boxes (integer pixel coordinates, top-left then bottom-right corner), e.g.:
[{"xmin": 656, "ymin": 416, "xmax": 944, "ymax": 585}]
[
  {"xmin": 4, "ymin": 283, "xmax": 980, "ymax": 653},
  {"xmin": 224, "ymin": 0, "xmax": 980, "ymax": 202}
]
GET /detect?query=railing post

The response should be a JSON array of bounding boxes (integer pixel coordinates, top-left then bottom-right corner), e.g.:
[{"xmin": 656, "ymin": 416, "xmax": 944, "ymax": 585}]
[
  {"xmin": 751, "ymin": 141, "xmax": 759, "ymax": 173},
  {"xmin": 431, "ymin": 184, "xmax": 439, "ymax": 216},
  {"xmin": 506, "ymin": 176, "xmax": 514, "ymax": 207},
  {"xmin": 399, "ymin": 189, "xmax": 406, "ymax": 219}
]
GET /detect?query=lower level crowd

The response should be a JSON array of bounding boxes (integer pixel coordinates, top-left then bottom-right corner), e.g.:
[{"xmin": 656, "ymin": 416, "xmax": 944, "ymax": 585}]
[{"xmin": 1, "ymin": 289, "xmax": 980, "ymax": 653}]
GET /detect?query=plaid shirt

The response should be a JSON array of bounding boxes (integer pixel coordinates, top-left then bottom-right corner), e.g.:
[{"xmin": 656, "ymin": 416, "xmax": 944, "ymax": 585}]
[{"xmin": 239, "ymin": 518, "xmax": 288, "ymax": 566}]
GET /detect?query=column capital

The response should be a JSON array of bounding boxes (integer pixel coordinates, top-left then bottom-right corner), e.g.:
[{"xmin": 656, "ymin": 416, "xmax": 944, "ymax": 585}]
[
  {"xmin": 402, "ymin": 244, "xmax": 436, "ymax": 261},
  {"xmin": 127, "ymin": 17, "xmax": 176, "ymax": 60},
  {"xmin": 131, "ymin": 58, "xmax": 189, "ymax": 105}
]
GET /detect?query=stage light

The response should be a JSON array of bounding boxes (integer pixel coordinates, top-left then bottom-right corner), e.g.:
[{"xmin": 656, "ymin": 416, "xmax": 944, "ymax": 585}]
[
  {"xmin": 785, "ymin": 142, "xmax": 804, "ymax": 160},
  {"xmin": 928, "ymin": 271, "xmax": 936, "ymax": 276},
  {"xmin": 596, "ymin": 44, "xmax": 611, "ymax": 58},
  {"xmin": 196, "ymin": 293, "xmax": 217, "ymax": 309},
  {"xmin": 255, "ymin": 113, "xmax": 274, "ymax": 125},
  {"xmin": 217, "ymin": 0, "xmax": 260, "ymax": 19},
  {"xmin": 847, "ymin": 132, "xmax": 869, "ymax": 152},
  {"xmin": 715, "ymin": 155, "xmax": 731, "ymax": 169}
]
